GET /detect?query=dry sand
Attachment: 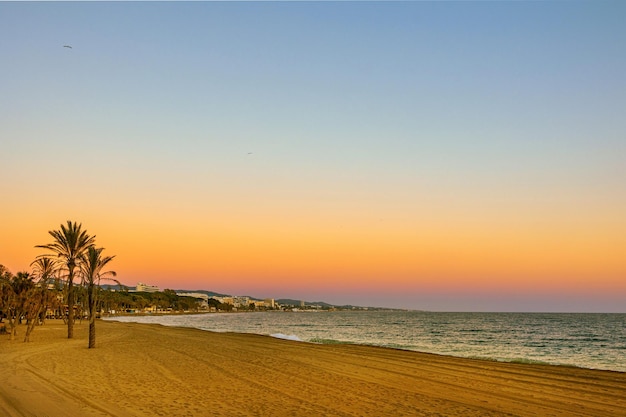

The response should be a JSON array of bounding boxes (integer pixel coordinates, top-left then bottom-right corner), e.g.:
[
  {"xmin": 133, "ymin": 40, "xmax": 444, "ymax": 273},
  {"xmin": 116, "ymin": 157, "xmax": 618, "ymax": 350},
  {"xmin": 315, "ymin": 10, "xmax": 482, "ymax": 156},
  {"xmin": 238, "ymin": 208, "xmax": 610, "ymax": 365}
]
[{"xmin": 2, "ymin": 319, "xmax": 625, "ymax": 417}]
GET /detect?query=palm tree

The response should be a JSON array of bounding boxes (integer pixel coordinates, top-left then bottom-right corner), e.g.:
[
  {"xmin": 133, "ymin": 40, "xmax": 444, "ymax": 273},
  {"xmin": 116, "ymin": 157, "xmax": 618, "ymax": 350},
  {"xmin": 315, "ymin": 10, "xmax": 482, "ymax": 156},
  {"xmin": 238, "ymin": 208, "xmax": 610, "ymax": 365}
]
[
  {"xmin": 36, "ymin": 221, "xmax": 95, "ymax": 339},
  {"xmin": 3, "ymin": 271, "xmax": 35, "ymax": 340},
  {"xmin": 24, "ymin": 257, "xmax": 58, "ymax": 342},
  {"xmin": 30, "ymin": 256, "xmax": 57, "ymax": 296},
  {"xmin": 0, "ymin": 264, "xmax": 12, "ymax": 327},
  {"xmin": 80, "ymin": 246, "xmax": 116, "ymax": 348}
]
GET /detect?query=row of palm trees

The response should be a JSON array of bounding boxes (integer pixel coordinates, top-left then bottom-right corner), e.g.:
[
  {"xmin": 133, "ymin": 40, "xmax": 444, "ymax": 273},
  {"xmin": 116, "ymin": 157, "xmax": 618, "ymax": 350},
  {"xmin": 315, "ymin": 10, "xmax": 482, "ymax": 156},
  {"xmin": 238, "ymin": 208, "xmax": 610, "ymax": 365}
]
[
  {"xmin": 0, "ymin": 263, "xmax": 56, "ymax": 342},
  {"xmin": 1, "ymin": 220, "xmax": 116, "ymax": 348}
]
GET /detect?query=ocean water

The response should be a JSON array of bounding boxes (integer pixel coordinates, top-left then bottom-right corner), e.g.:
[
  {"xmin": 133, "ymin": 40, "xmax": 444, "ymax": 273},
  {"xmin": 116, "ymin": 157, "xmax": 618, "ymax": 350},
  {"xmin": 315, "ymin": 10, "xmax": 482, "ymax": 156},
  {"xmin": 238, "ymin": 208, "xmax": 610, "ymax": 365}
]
[{"xmin": 106, "ymin": 311, "xmax": 626, "ymax": 372}]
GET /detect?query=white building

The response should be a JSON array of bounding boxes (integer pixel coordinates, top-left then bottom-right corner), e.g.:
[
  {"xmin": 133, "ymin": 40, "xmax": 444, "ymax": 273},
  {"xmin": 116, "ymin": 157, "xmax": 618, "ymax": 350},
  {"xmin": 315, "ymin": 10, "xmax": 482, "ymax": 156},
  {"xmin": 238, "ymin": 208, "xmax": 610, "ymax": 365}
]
[
  {"xmin": 177, "ymin": 292, "xmax": 209, "ymax": 301},
  {"xmin": 232, "ymin": 296, "xmax": 250, "ymax": 307},
  {"xmin": 135, "ymin": 282, "xmax": 160, "ymax": 293},
  {"xmin": 177, "ymin": 292, "xmax": 209, "ymax": 309}
]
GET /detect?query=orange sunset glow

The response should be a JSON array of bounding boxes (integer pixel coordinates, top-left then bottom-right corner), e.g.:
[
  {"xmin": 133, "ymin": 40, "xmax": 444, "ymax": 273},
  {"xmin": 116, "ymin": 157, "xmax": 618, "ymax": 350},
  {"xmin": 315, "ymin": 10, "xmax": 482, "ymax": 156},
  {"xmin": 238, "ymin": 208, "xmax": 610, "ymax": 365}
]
[{"xmin": 2, "ymin": 1, "xmax": 625, "ymax": 312}]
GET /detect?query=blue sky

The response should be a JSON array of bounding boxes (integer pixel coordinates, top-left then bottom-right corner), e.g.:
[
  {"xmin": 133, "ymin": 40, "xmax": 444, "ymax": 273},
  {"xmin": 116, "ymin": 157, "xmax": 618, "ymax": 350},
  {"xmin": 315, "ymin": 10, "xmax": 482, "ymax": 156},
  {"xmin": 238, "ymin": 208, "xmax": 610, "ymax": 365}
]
[{"xmin": 2, "ymin": 1, "xmax": 625, "ymax": 311}]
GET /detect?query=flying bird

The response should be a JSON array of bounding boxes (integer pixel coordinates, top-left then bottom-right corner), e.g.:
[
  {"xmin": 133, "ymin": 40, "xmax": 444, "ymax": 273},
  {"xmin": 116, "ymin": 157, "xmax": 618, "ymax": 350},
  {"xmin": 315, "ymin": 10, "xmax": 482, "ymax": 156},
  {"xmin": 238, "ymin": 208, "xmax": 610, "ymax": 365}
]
[{"xmin": 63, "ymin": 45, "xmax": 72, "ymax": 49}]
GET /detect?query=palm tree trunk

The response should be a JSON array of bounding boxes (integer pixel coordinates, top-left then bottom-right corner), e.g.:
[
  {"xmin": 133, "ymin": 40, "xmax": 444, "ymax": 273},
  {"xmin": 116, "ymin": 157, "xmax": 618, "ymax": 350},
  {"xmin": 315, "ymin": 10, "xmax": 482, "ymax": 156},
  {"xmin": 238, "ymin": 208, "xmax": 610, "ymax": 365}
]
[
  {"xmin": 67, "ymin": 271, "xmax": 74, "ymax": 339},
  {"xmin": 88, "ymin": 283, "xmax": 96, "ymax": 348},
  {"xmin": 8, "ymin": 312, "xmax": 17, "ymax": 341},
  {"xmin": 24, "ymin": 311, "xmax": 38, "ymax": 342},
  {"xmin": 88, "ymin": 318, "xmax": 96, "ymax": 348},
  {"xmin": 24, "ymin": 289, "xmax": 46, "ymax": 342}
]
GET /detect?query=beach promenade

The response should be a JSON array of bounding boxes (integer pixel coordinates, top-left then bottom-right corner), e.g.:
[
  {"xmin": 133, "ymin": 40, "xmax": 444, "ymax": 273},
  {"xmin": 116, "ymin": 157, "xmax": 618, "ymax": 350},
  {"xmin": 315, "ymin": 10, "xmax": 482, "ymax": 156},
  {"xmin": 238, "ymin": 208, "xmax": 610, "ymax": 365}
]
[{"xmin": 2, "ymin": 320, "xmax": 625, "ymax": 416}]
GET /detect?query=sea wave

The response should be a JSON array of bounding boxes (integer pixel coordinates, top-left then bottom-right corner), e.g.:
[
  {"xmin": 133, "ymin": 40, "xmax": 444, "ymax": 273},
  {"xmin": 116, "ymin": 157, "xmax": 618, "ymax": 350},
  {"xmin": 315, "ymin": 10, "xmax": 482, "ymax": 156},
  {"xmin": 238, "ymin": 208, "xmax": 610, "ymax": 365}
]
[
  {"xmin": 270, "ymin": 333, "xmax": 302, "ymax": 341},
  {"xmin": 309, "ymin": 338, "xmax": 351, "ymax": 345},
  {"xmin": 507, "ymin": 358, "xmax": 559, "ymax": 366}
]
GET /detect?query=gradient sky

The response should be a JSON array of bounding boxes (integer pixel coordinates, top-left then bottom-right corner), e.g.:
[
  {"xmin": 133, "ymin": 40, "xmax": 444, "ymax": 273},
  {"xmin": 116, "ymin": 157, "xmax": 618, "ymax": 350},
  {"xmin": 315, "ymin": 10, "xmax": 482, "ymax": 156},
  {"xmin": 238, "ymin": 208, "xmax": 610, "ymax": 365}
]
[{"xmin": 2, "ymin": 2, "xmax": 625, "ymax": 312}]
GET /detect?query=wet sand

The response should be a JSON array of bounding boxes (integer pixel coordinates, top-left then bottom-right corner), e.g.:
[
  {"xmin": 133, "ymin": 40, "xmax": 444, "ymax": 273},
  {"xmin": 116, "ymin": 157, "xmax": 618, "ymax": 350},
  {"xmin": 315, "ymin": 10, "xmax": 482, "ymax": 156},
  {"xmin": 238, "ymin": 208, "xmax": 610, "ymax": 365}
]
[{"xmin": 1, "ymin": 320, "xmax": 625, "ymax": 416}]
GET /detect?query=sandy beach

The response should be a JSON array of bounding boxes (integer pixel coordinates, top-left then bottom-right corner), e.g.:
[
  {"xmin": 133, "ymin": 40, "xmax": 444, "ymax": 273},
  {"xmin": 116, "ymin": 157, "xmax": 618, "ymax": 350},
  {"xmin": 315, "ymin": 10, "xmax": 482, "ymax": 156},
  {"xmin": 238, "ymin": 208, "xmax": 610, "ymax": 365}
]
[{"xmin": 2, "ymin": 320, "xmax": 625, "ymax": 417}]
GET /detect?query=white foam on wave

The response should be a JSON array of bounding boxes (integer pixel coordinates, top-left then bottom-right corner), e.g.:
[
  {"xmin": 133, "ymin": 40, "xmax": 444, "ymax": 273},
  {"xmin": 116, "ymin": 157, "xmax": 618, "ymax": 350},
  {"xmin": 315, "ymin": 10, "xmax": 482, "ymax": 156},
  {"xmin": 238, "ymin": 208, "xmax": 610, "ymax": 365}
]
[{"xmin": 270, "ymin": 333, "xmax": 302, "ymax": 341}]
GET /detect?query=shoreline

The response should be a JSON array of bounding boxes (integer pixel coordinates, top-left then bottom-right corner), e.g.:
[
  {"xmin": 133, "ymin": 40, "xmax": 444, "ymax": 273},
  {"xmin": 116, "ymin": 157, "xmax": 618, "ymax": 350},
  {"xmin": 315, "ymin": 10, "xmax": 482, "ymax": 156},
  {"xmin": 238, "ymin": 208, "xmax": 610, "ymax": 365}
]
[
  {"xmin": 2, "ymin": 319, "xmax": 626, "ymax": 416},
  {"xmin": 107, "ymin": 316, "xmax": 624, "ymax": 373},
  {"xmin": 105, "ymin": 311, "xmax": 626, "ymax": 373}
]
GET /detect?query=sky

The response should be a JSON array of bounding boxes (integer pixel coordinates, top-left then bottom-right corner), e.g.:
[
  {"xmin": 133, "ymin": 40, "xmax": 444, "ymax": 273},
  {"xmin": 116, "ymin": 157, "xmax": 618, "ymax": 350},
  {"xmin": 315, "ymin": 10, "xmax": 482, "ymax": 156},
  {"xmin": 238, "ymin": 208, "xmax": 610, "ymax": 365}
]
[{"xmin": 1, "ymin": 1, "xmax": 625, "ymax": 312}]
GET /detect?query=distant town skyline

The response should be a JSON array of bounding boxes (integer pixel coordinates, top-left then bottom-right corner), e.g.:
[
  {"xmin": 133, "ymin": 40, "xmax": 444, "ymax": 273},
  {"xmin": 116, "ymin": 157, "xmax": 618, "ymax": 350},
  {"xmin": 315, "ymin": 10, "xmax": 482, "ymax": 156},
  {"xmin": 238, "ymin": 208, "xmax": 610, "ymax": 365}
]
[{"xmin": 1, "ymin": 2, "xmax": 625, "ymax": 312}]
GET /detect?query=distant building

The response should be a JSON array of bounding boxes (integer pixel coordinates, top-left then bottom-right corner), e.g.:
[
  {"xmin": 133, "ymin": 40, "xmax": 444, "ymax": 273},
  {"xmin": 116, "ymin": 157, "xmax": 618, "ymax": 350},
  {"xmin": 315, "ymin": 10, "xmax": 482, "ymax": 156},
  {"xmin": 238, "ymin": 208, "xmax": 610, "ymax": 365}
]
[
  {"xmin": 178, "ymin": 292, "xmax": 209, "ymax": 301},
  {"xmin": 178, "ymin": 292, "xmax": 209, "ymax": 309},
  {"xmin": 232, "ymin": 296, "xmax": 250, "ymax": 307},
  {"xmin": 216, "ymin": 296, "xmax": 234, "ymax": 306},
  {"xmin": 264, "ymin": 298, "xmax": 275, "ymax": 309},
  {"xmin": 135, "ymin": 282, "xmax": 159, "ymax": 293}
]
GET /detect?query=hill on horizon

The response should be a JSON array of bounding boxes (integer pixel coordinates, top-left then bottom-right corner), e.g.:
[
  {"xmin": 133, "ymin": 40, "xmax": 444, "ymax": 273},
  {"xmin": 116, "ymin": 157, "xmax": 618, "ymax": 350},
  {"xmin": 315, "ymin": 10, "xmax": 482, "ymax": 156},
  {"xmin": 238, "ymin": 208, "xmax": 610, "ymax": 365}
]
[{"xmin": 99, "ymin": 284, "xmax": 388, "ymax": 309}]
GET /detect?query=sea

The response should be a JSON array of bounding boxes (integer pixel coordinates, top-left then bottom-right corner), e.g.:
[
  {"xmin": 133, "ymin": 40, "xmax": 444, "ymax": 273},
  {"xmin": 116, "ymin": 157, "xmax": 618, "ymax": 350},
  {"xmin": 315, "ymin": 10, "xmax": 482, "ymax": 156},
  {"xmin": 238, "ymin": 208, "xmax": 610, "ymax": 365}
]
[{"xmin": 105, "ymin": 311, "xmax": 626, "ymax": 373}]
